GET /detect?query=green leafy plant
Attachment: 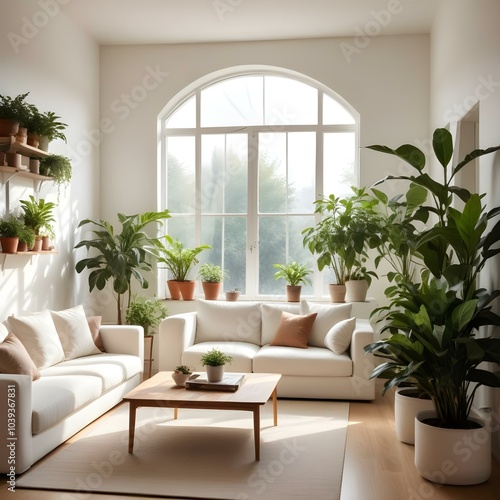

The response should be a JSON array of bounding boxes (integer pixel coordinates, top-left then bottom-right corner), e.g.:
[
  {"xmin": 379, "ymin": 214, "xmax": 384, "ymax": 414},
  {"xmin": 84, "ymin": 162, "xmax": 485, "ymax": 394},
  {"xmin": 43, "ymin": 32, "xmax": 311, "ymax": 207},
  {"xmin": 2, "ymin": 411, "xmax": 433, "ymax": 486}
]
[
  {"xmin": 174, "ymin": 365, "xmax": 192, "ymax": 374},
  {"xmin": 0, "ymin": 92, "xmax": 34, "ymax": 126},
  {"xmin": 75, "ymin": 210, "xmax": 171, "ymax": 324},
  {"xmin": 199, "ymin": 263, "xmax": 225, "ymax": 283},
  {"xmin": 273, "ymin": 261, "xmax": 312, "ymax": 286},
  {"xmin": 39, "ymin": 154, "xmax": 72, "ymax": 197},
  {"xmin": 20, "ymin": 195, "xmax": 56, "ymax": 238},
  {"xmin": 154, "ymin": 237, "xmax": 211, "ymax": 281},
  {"xmin": 0, "ymin": 215, "xmax": 25, "ymax": 237},
  {"xmin": 200, "ymin": 348, "xmax": 233, "ymax": 367},
  {"xmin": 125, "ymin": 295, "xmax": 168, "ymax": 336},
  {"xmin": 302, "ymin": 186, "xmax": 383, "ymax": 285},
  {"xmin": 26, "ymin": 110, "xmax": 67, "ymax": 142},
  {"xmin": 364, "ymin": 128, "xmax": 500, "ymax": 429}
]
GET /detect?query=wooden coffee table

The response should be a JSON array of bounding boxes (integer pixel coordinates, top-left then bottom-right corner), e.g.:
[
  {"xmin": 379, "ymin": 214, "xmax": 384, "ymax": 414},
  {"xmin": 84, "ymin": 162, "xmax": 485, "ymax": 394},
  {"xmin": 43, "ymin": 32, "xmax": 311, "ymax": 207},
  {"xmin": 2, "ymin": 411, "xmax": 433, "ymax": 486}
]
[{"xmin": 122, "ymin": 371, "xmax": 281, "ymax": 461}]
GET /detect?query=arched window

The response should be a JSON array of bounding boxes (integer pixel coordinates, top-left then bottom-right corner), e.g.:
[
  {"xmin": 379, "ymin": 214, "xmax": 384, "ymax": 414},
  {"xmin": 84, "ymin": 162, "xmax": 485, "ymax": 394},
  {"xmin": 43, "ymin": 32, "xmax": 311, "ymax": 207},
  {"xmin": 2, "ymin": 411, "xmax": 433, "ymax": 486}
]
[{"xmin": 159, "ymin": 69, "xmax": 359, "ymax": 299}]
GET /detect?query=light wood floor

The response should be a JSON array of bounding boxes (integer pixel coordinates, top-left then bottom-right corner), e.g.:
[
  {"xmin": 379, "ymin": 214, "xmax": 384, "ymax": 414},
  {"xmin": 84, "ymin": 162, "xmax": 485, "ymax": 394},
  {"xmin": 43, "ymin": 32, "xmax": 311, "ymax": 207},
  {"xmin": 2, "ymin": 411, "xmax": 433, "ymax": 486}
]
[{"xmin": 2, "ymin": 380, "xmax": 499, "ymax": 500}]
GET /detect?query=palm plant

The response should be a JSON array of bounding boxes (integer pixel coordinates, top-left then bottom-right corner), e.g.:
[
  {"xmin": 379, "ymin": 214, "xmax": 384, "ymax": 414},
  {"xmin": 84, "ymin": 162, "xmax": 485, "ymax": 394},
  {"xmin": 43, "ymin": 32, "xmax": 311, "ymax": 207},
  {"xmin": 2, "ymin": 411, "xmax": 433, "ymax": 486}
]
[
  {"xmin": 19, "ymin": 195, "xmax": 56, "ymax": 238},
  {"xmin": 273, "ymin": 261, "xmax": 312, "ymax": 286},
  {"xmin": 75, "ymin": 210, "xmax": 171, "ymax": 324}
]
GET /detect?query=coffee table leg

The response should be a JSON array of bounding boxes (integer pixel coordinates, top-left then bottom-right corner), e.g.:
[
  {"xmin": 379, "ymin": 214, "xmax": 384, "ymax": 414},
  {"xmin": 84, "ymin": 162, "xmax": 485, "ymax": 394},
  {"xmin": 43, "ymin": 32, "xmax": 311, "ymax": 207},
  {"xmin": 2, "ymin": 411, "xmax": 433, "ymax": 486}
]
[
  {"xmin": 128, "ymin": 402, "xmax": 136, "ymax": 453},
  {"xmin": 174, "ymin": 407, "xmax": 178, "ymax": 419},
  {"xmin": 272, "ymin": 387, "xmax": 278, "ymax": 426},
  {"xmin": 253, "ymin": 405, "xmax": 260, "ymax": 461}
]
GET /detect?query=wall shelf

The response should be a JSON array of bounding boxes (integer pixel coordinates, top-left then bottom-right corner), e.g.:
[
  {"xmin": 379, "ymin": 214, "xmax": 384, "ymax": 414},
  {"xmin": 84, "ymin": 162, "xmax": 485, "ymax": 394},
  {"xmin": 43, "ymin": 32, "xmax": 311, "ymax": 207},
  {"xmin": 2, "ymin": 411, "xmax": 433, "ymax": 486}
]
[
  {"xmin": 0, "ymin": 250, "xmax": 57, "ymax": 271},
  {"xmin": 0, "ymin": 137, "xmax": 49, "ymax": 157}
]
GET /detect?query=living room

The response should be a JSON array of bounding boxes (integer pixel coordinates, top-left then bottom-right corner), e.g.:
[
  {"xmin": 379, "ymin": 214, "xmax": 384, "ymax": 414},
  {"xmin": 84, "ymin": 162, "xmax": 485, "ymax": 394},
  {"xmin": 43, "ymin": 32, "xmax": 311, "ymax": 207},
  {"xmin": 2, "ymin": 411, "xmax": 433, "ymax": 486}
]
[{"xmin": 1, "ymin": 0, "xmax": 500, "ymax": 498}]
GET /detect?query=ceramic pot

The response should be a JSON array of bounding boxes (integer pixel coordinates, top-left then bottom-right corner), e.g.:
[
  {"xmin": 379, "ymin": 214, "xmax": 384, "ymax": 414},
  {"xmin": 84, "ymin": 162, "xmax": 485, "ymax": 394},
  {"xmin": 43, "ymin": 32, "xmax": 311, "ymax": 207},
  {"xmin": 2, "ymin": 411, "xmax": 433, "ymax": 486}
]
[
  {"xmin": 15, "ymin": 126, "xmax": 27, "ymax": 144},
  {"xmin": 345, "ymin": 279, "xmax": 369, "ymax": 302},
  {"xmin": 0, "ymin": 237, "xmax": 19, "ymax": 254},
  {"xmin": 167, "ymin": 280, "xmax": 181, "ymax": 300},
  {"xmin": 328, "ymin": 284, "xmax": 346, "ymax": 303},
  {"xmin": 6, "ymin": 152, "xmax": 21, "ymax": 168},
  {"xmin": 225, "ymin": 291, "xmax": 240, "ymax": 301},
  {"xmin": 17, "ymin": 241, "xmax": 28, "ymax": 252},
  {"xmin": 415, "ymin": 410, "xmax": 491, "ymax": 485},
  {"xmin": 395, "ymin": 388, "xmax": 434, "ymax": 444},
  {"xmin": 286, "ymin": 285, "xmax": 302, "ymax": 302},
  {"xmin": 202, "ymin": 281, "xmax": 222, "ymax": 300},
  {"xmin": 177, "ymin": 280, "xmax": 196, "ymax": 301},
  {"xmin": 172, "ymin": 372, "xmax": 191, "ymax": 387},
  {"xmin": 41, "ymin": 236, "xmax": 50, "ymax": 251},
  {"xmin": 29, "ymin": 158, "xmax": 40, "ymax": 174},
  {"xmin": 206, "ymin": 364, "xmax": 224, "ymax": 382},
  {"xmin": 31, "ymin": 237, "xmax": 43, "ymax": 252},
  {"xmin": 38, "ymin": 135, "xmax": 49, "ymax": 152}
]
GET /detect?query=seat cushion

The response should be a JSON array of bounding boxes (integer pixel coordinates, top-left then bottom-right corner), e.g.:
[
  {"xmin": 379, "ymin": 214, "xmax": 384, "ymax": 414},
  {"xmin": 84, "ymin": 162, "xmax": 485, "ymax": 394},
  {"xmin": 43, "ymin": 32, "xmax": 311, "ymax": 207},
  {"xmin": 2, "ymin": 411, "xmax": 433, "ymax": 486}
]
[
  {"xmin": 253, "ymin": 344, "xmax": 352, "ymax": 377},
  {"xmin": 182, "ymin": 341, "xmax": 260, "ymax": 373},
  {"xmin": 32, "ymin": 375, "xmax": 103, "ymax": 434},
  {"xmin": 195, "ymin": 300, "xmax": 262, "ymax": 345},
  {"xmin": 41, "ymin": 353, "xmax": 143, "ymax": 391}
]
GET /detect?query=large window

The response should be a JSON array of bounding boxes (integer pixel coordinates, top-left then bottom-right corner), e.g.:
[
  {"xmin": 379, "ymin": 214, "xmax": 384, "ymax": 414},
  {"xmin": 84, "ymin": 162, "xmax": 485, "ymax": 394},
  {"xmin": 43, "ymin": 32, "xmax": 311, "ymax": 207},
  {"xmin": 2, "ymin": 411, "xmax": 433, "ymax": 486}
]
[{"xmin": 159, "ymin": 71, "xmax": 358, "ymax": 298}]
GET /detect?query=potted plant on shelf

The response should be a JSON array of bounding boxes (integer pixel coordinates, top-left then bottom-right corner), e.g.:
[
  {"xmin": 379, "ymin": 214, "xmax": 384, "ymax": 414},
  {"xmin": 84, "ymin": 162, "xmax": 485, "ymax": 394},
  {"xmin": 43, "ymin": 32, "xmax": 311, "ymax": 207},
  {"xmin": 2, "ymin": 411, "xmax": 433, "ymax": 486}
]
[
  {"xmin": 19, "ymin": 195, "xmax": 56, "ymax": 251},
  {"xmin": 302, "ymin": 186, "xmax": 383, "ymax": 302},
  {"xmin": 364, "ymin": 128, "xmax": 500, "ymax": 485},
  {"xmin": 39, "ymin": 154, "xmax": 72, "ymax": 199},
  {"xmin": 125, "ymin": 295, "xmax": 168, "ymax": 336},
  {"xmin": 172, "ymin": 365, "xmax": 193, "ymax": 387},
  {"xmin": 200, "ymin": 348, "xmax": 233, "ymax": 382},
  {"xmin": 75, "ymin": 210, "xmax": 171, "ymax": 324},
  {"xmin": 153, "ymin": 237, "xmax": 211, "ymax": 301},
  {"xmin": 0, "ymin": 92, "xmax": 33, "ymax": 137},
  {"xmin": 25, "ymin": 109, "xmax": 67, "ymax": 151},
  {"xmin": 199, "ymin": 263, "xmax": 226, "ymax": 300},
  {"xmin": 0, "ymin": 215, "xmax": 25, "ymax": 253},
  {"xmin": 273, "ymin": 261, "xmax": 312, "ymax": 302}
]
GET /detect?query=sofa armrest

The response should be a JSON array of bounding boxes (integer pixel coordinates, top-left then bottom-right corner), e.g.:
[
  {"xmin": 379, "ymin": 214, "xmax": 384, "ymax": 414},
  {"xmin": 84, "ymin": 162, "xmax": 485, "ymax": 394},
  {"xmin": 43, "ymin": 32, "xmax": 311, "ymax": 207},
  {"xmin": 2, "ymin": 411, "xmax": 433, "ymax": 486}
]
[
  {"xmin": 158, "ymin": 312, "xmax": 197, "ymax": 371},
  {"xmin": 99, "ymin": 325, "xmax": 144, "ymax": 362},
  {"xmin": 350, "ymin": 319, "xmax": 376, "ymax": 399},
  {"xmin": 0, "ymin": 374, "xmax": 33, "ymax": 474}
]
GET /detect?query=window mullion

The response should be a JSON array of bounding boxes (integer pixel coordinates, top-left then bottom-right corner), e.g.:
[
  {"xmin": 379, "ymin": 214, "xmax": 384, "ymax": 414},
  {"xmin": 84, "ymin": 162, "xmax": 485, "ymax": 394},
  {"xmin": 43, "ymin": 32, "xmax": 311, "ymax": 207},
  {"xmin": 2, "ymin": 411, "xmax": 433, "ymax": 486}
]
[{"xmin": 247, "ymin": 130, "xmax": 259, "ymax": 297}]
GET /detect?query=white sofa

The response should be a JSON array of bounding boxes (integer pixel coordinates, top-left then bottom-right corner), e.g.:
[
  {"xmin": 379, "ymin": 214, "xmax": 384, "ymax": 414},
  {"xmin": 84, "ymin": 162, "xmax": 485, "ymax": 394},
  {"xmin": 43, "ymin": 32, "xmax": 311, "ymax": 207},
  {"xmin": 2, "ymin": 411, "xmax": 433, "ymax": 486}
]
[
  {"xmin": 0, "ymin": 307, "xmax": 143, "ymax": 474},
  {"xmin": 159, "ymin": 299, "xmax": 375, "ymax": 400}
]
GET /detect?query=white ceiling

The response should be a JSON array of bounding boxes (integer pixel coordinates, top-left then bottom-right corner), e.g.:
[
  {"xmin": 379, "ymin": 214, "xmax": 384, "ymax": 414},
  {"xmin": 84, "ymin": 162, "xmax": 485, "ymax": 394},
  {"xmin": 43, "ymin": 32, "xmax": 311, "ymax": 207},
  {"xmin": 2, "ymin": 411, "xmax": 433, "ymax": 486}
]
[{"xmin": 64, "ymin": 0, "xmax": 438, "ymax": 45}]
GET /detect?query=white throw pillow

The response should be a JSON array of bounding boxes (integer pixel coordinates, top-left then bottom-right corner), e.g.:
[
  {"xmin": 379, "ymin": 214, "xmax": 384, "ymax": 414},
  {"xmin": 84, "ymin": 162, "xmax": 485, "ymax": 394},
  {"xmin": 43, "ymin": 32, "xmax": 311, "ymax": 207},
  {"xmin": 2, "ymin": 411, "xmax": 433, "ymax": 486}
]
[
  {"xmin": 261, "ymin": 303, "xmax": 301, "ymax": 345},
  {"xmin": 50, "ymin": 305, "xmax": 102, "ymax": 360},
  {"xmin": 324, "ymin": 317, "xmax": 356, "ymax": 354},
  {"xmin": 300, "ymin": 300, "xmax": 352, "ymax": 347},
  {"xmin": 7, "ymin": 310, "xmax": 65, "ymax": 369}
]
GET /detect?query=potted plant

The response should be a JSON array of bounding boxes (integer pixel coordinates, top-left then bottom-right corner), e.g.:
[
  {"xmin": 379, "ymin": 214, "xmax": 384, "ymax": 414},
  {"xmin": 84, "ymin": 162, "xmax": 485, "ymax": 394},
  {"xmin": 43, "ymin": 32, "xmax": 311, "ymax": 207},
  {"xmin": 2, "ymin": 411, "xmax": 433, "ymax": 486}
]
[
  {"xmin": 200, "ymin": 348, "xmax": 233, "ymax": 382},
  {"xmin": 302, "ymin": 186, "xmax": 383, "ymax": 302},
  {"xmin": 25, "ymin": 109, "xmax": 67, "ymax": 151},
  {"xmin": 154, "ymin": 237, "xmax": 210, "ymax": 301},
  {"xmin": 0, "ymin": 215, "xmax": 24, "ymax": 253},
  {"xmin": 17, "ymin": 224, "xmax": 36, "ymax": 252},
  {"xmin": 19, "ymin": 195, "xmax": 56, "ymax": 251},
  {"xmin": 364, "ymin": 128, "xmax": 500, "ymax": 485},
  {"xmin": 345, "ymin": 260, "xmax": 378, "ymax": 302},
  {"xmin": 273, "ymin": 261, "xmax": 312, "ymax": 302},
  {"xmin": 172, "ymin": 365, "xmax": 193, "ymax": 387},
  {"xmin": 75, "ymin": 210, "xmax": 171, "ymax": 324},
  {"xmin": 0, "ymin": 92, "xmax": 33, "ymax": 137},
  {"xmin": 39, "ymin": 154, "xmax": 72, "ymax": 199},
  {"xmin": 225, "ymin": 288, "xmax": 240, "ymax": 301},
  {"xmin": 199, "ymin": 263, "xmax": 225, "ymax": 300},
  {"xmin": 125, "ymin": 295, "xmax": 168, "ymax": 336}
]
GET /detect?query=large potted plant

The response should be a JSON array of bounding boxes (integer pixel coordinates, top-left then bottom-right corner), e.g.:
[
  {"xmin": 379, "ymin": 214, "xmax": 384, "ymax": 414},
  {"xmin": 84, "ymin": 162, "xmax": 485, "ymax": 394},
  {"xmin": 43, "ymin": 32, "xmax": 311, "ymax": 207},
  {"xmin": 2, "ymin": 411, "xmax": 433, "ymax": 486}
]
[
  {"xmin": 273, "ymin": 261, "xmax": 312, "ymax": 302},
  {"xmin": 302, "ymin": 186, "xmax": 382, "ymax": 302},
  {"xmin": 364, "ymin": 128, "xmax": 500, "ymax": 485},
  {"xmin": 154, "ymin": 237, "xmax": 210, "ymax": 301},
  {"xmin": 199, "ymin": 263, "xmax": 225, "ymax": 300},
  {"xmin": 75, "ymin": 210, "xmax": 171, "ymax": 324}
]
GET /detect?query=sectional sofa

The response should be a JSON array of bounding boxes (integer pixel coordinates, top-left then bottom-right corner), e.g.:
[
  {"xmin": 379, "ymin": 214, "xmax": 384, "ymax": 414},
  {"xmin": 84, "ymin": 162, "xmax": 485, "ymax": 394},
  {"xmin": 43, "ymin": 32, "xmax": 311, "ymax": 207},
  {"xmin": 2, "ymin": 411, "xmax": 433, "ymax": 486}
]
[
  {"xmin": 158, "ymin": 299, "xmax": 375, "ymax": 400},
  {"xmin": 0, "ymin": 305, "xmax": 143, "ymax": 474}
]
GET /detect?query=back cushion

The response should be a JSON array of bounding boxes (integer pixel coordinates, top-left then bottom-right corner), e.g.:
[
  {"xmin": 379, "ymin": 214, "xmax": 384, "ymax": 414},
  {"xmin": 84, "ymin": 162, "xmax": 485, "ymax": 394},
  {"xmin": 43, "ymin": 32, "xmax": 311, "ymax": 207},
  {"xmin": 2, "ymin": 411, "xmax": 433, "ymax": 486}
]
[
  {"xmin": 195, "ymin": 300, "xmax": 262, "ymax": 345},
  {"xmin": 261, "ymin": 303, "xmax": 301, "ymax": 345},
  {"xmin": 300, "ymin": 300, "xmax": 353, "ymax": 347}
]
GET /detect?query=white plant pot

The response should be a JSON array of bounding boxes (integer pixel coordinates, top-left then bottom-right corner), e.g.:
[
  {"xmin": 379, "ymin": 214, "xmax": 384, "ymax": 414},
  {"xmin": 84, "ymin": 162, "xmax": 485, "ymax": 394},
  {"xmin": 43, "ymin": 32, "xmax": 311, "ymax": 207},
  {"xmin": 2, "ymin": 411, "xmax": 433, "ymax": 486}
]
[
  {"xmin": 415, "ymin": 410, "xmax": 491, "ymax": 485},
  {"xmin": 172, "ymin": 372, "xmax": 191, "ymax": 387},
  {"xmin": 394, "ymin": 388, "xmax": 434, "ymax": 445},
  {"xmin": 345, "ymin": 279, "xmax": 369, "ymax": 302},
  {"xmin": 206, "ymin": 365, "xmax": 224, "ymax": 382},
  {"xmin": 328, "ymin": 284, "xmax": 346, "ymax": 303}
]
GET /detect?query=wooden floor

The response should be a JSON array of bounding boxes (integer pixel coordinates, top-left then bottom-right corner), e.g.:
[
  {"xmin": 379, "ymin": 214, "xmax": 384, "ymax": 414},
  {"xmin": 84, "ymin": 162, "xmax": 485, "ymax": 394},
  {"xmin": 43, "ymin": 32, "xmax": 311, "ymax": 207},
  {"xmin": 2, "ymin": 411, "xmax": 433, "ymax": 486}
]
[{"xmin": 2, "ymin": 380, "xmax": 499, "ymax": 500}]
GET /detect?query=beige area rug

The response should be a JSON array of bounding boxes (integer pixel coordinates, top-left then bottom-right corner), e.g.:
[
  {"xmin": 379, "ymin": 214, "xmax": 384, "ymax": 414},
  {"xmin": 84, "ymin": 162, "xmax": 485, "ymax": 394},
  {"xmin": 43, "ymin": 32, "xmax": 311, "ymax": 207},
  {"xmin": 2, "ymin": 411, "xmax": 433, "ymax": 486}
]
[{"xmin": 17, "ymin": 400, "xmax": 349, "ymax": 500}]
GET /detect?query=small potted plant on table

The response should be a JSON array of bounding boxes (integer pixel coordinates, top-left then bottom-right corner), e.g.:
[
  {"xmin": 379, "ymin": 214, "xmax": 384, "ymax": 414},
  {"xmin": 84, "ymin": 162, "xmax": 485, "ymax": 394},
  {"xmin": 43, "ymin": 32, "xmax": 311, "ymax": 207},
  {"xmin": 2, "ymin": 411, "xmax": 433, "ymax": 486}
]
[
  {"xmin": 172, "ymin": 365, "xmax": 193, "ymax": 387},
  {"xmin": 200, "ymin": 348, "xmax": 233, "ymax": 382}
]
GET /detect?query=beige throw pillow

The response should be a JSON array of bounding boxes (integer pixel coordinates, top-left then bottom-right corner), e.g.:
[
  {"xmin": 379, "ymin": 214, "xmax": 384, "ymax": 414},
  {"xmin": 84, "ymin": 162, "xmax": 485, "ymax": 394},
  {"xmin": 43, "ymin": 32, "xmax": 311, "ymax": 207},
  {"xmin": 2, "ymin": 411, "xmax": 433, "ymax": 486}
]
[
  {"xmin": 270, "ymin": 311, "xmax": 317, "ymax": 349},
  {"xmin": 0, "ymin": 332, "xmax": 41, "ymax": 380},
  {"xmin": 50, "ymin": 305, "xmax": 102, "ymax": 360},
  {"xmin": 7, "ymin": 310, "xmax": 65, "ymax": 369},
  {"xmin": 87, "ymin": 315, "xmax": 105, "ymax": 352},
  {"xmin": 324, "ymin": 317, "xmax": 356, "ymax": 354}
]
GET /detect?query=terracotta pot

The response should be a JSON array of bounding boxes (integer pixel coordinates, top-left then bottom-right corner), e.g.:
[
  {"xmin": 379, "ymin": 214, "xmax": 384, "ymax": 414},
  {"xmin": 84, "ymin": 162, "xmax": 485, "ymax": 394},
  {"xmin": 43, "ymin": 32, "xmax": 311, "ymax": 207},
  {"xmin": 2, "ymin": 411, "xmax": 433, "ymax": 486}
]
[
  {"xmin": 17, "ymin": 241, "xmax": 28, "ymax": 252},
  {"xmin": 286, "ymin": 285, "xmax": 302, "ymax": 302},
  {"xmin": 202, "ymin": 281, "xmax": 222, "ymax": 300},
  {"xmin": 6, "ymin": 152, "xmax": 21, "ymax": 168},
  {"xmin": 41, "ymin": 236, "xmax": 50, "ymax": 251},
  {"xmin": 0, "ymin": 237, "xmax": 19, "ymax": 254},
  {"xmin": 225, "ymin": 291, "xmax": 240, "ymax": 301},
  {"xmin": 31, "ymin": 237, "xmax": 43, "ymax": 252},
  {"xmin": 206, "ymin": 365, "xmax": 224, "ymax": 382},
  {"xmin": 167, "ymin": 280, "xmax": 181, "ymax": 300},
  {"xmin": 328, "ymin": 284, "xmax": 346, "ymax": 303},
  {"xmin": 15, "ymin": 126, "xmax": 27, "ymax": 144},
  {"xmin": 345, "ymin": 279, "xmax": 369, "ymax": 302},
  {"xmin": 0, "ymin": 118, "xmax": 19, "ymax": 136},
  {"xmin": 27, "ymin": 132, "xmax": 39, "ymax": 148},
  {"xmin": 177, "ymin": 280, "xmax": 196, "ymax": 301}
]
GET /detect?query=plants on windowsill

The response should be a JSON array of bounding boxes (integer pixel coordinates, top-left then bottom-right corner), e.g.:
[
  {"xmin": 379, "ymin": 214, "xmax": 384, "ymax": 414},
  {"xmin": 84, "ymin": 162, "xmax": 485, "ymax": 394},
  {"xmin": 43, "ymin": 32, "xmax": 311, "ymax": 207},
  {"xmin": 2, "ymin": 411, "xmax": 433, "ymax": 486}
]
[
  {"xmin": 75, "ymin": 210, "xmax": 171, "ymax": 324},
  {"xmin": 273, "ymin": 261, "xmax": 312, "ymax": 302},
  {"xmin": 364, "ymin": 127, "xmax": 500, "ymax": 485},
  {"xmin": 199, "ymin": 263, "xmax": 226, "ymax": 300},
  {"xmin": 125, "ymin": 295, "xmax": 168, "ymax": 336}
]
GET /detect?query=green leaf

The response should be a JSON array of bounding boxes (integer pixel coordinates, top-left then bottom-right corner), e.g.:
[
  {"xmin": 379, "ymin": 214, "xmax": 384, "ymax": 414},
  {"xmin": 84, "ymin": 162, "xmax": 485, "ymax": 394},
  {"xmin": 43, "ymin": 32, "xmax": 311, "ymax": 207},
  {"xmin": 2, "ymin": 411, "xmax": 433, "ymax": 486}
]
[
  {"xmin": 451, "ymin": 300, "xmax": 478, "ymax": 332},
  {"xmin": 432, "ymin": 128, "xmax": 453, "ymax": 168},
  {"xmin": 366, "ymin": 144, "xmax": 425, "ymax": 171}
]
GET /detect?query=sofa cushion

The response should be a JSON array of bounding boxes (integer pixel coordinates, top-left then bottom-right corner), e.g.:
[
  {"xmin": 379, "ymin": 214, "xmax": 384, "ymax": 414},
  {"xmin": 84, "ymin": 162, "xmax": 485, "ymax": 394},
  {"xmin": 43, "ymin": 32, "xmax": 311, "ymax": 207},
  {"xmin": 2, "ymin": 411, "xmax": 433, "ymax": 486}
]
[
  {"xmin": 50, "ymin": 305, "xmax": 102, "ymax": 360},
  {"xmin": 324, "ymin": 317, "xmax": 356, "ymax": 354},
  {"xmin": 31, "ymin": 374, "xmax": 104, "ymax": 434},
  {"xmin": 270, "ymin": 312, "xmax": 317, "ymax": 349},
  {"xmin": 6, "ymin": 310, "xmax": 65, "ymax": 369},
  {"xmin": 195, "ymin": 300, "xmax": 262, "ymax": 345},
  {"xmin": 300, "ymin": 300, "xmax": 352, "ymax": 347},
  {"xmin": 261, "ymin": 303, "xmax": 300, "ymax": 345},
  {"xmin": 182, "ymin": 341, "xmax": 260, "ymax": 373},
  {"xmin": 87, "ymin": 315, "xmax": 105, "ymax": 351},
  {"xmin": 253, "ymin": 345, "xmax": 352, "ymax": 377},
  {"xmin": 0, "ymin": 323, "xmax": 8, "ymax": 342},
  {"xmin": 40, "ymin": 353, "xmax": 143, "ymax": 391},
  {"xmin": 0, "ymin": 332, "xmax": 40, "ymax": 381}
]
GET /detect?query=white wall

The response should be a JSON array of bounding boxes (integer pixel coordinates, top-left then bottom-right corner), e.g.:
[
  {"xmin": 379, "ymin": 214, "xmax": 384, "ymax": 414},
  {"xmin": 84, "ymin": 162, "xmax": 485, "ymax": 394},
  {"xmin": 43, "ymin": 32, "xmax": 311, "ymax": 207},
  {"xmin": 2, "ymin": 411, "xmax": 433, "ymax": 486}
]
[
  {"xmin": 99, "ymin": 34, "xmax": 430, "ymax": 313},
  {"xmin": 431, "ymin": 0, "xmax": 500, "ymax": 458},
  {"xmin": 0, "ymin": 3, "xmax": 100, "ymax": 320}
]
